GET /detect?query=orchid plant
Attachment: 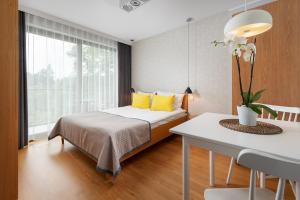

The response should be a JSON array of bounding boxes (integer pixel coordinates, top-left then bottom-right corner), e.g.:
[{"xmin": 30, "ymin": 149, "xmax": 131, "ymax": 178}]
[{"xmin": 212, "ymin": 35, "xmax": 277, "ymax": 118}]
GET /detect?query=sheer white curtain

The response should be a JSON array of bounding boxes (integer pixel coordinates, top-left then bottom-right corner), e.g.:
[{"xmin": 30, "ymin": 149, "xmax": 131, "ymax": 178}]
[{"xmin": 26, "ymin": 13, "xmax": 118, "ymax": 139}]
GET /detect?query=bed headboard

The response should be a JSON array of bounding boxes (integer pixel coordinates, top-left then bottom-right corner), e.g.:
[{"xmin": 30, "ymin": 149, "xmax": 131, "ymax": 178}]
[{"xmin": 181, "ymin": 94, "xmax": 189, "ymax": 112}]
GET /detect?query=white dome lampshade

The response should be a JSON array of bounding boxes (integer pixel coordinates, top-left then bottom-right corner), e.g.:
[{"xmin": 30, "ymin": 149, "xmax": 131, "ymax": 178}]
[{"xmin": 224, "ymin": 10, "xmax": 272, "ymax": 38}]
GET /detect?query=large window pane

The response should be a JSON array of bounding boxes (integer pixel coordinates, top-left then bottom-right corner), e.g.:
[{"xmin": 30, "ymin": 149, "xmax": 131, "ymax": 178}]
[
  {"xmin": 26, "ymin": 30, "xmax": 118, "ymax": 138},
  {"xmin": 82, "ymin": 44, "xmax": 117, "ymax": 111}
]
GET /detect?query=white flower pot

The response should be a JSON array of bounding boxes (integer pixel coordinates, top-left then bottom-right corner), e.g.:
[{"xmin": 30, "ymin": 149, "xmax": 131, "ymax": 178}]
[{"xmin": 237, "ymin": 105, "xmax": 258, "ymax": 126}]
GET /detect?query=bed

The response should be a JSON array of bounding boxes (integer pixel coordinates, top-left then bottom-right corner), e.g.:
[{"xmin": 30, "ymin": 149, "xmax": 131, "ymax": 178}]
[{"xmin": 48, "ymin": 95, "xmax": 188, "ymax": 175}]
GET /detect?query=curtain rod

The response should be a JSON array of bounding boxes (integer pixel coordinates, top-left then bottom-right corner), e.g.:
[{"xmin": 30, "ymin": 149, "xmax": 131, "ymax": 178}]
[{"xmin": 19, "ymin": 5, "xmax": 132, "ymax": 46}]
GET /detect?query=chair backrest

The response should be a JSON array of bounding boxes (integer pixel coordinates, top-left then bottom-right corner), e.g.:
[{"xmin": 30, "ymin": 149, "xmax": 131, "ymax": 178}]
[
  {"xmin": 260, "ymin": 104, "xmax": 300, "ymax": 122},
  {"xmin": 237, "ymin": 149, "xmax": 300, "ymax": 200},
  {"xmin": 238, "ymin": 149, "xmax": 300, "ymax": 182}
]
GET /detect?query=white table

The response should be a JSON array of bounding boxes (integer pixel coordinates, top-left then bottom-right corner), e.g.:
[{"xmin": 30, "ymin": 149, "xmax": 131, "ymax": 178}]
[{"xmin": 170, "ymin": 112, "xmax": 300, "ymax": 200}]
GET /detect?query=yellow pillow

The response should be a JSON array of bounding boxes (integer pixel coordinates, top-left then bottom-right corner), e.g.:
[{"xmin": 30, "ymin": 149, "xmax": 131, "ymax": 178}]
[
  {"xmin": 132, "ymin": 93, "xmax": 151, "ymax": 109},
  {"xmin": 151, "ymin": 95, "xmax": 175, "ymax": 112}
]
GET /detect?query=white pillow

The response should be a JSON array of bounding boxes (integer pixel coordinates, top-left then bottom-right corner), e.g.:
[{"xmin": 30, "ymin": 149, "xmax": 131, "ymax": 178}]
[
  {"xmin": 156, "ymin": 91, "xmax": 184, "ymax": 110},
  {"xmin": 137, "ymin": 91, "xmax": 156, "ymax": 95}
]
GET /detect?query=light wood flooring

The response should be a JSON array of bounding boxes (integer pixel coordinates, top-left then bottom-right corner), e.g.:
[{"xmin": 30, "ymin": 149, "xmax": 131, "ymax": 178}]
[{"xmin": 18, "ymin": 135, "xmax": 295, "ymax": 200}]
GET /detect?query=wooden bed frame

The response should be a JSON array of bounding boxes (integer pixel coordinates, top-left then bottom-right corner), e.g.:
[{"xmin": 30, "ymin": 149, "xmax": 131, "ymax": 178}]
[{"xmin": 61, "ymin": 94, "xmax": 189, "ymax": 163}]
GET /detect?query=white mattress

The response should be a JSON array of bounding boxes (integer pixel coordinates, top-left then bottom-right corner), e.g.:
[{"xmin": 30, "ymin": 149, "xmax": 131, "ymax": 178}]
[{"xmin": 104, "ymin": 106, "xmax": 187, "ymax": 128}]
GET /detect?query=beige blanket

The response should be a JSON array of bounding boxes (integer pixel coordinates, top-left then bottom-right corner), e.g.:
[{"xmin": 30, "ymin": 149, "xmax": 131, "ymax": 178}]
[{"xmin": 48, "ymin": 112, "xmax": 151, "ymax": 175}]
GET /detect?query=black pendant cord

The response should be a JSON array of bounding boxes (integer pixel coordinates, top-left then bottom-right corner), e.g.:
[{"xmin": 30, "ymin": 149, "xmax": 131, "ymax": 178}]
[
  {"xmin": 185, "ymin": 17, "xmax": 193, "ymax": 94},
  {"xmin": 187, "ymin": 20, "xmax": 190, "ymax": 87}
]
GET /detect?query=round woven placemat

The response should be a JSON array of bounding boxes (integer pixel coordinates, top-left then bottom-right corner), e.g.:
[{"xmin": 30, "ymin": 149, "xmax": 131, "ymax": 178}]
[{"xmin": 219, "ymin": 119, "xmax": 283, "ymax": 135}]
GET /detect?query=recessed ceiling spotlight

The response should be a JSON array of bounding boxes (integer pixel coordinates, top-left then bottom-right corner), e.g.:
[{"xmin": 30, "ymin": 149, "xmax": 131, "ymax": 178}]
[
  {"xmin": 130, "ymin": 39, "xmax": 135, "ymax": 42},
  {"xmin": 122, "ymin": 4, "xmax": 133, "ymax": 12},
  {"xmin": 120, "ymin": 0, "xmax": 150, "ymax": 12},
  {"xmin": 130, "ymin": 0, "xmax": 141, "ymax": 7}
]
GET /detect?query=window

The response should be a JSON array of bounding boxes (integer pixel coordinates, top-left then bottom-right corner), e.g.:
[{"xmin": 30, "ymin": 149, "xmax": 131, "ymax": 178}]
[{"xmin": 26, "ymin": 14, "xmax": 118, "ymax": 139}]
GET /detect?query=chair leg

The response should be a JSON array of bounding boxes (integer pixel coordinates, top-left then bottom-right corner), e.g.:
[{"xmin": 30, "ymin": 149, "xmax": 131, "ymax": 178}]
[
  {"xmin": 275, "ymin": 178, "xmax": 286, "ymax": 200},
  {"xmin": 289, "ymin": 180, "xmax": 296, "ymax": 196},
  {"xmin": 260, "ymin": 172, "xmax": 266, "ymax": 188},
  {"xmin": 296, "ymin": 182, "xmax": 300, "ymax": 200},
  {"xmin": 209, "ymin": 151, "xmax": 215, "ymax": 187},
  {"xmin": 256, "ymin": 171, "xmax": 260, "ymax": 178},
  {"xmin": 61, "ymin": 136, "xmax": 64, "ymax": 145},
  {"xmin": 226, "ymin": 157, "xmax": 235, "ymax": 185},
  {"xmin": 249, "ymin": 170, "xmax": 257, "ymax": 200}
]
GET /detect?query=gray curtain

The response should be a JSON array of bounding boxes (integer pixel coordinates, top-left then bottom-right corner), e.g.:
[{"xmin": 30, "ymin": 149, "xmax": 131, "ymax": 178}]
[
  {"xmin": 118, "ymin": 43, "xmax": 132, "ymax": 107},
  {"xmin": 19, "ymin": 11, "xmax": 28, "ymax": 149}
]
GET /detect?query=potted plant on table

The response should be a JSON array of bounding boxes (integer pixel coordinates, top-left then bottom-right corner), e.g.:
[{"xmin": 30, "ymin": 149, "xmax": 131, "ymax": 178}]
[{"xmin": 212, "ymin": 35, "xmax": 277, "ymax": 126}]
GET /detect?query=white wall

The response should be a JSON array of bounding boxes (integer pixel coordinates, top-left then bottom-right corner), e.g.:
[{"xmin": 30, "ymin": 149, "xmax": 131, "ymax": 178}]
[{"xmin": 132, "ymin": 12, "xmax": 232, "ymax": 116}]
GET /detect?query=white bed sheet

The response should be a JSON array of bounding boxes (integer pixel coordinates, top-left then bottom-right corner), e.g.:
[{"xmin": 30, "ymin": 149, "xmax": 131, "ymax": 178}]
[{"xmin": 104, "ymin": 106, "xmax": 186, "ymax": 128}]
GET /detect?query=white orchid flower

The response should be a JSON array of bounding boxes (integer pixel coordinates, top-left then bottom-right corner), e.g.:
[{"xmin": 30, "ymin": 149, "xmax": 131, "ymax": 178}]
[
  {"xmin": 232, "ymin": 48, "xmax": 242, "ymax": 57},
  {"xmin": 226, "ymin": 36, "xmax": 247, "ymax": 57},
  {"xmin": 247, "ymin": 43, "xmax": 256, "ymax": 54},
  {"xmin": 243, "ymin": 49, "xmax": 252, "ymax": 62},
  {"xmin": 229, "ymin": 42, "xmax": 240, "ymax": 56},
  {"xmin": 243, "ymin": 43, "xmax": 256, "ymax": 62},
  {"xmin": 236, "ymin": 37, "xmax": 247, "ymax": 45},
  {"xmin": 214, "ymin": 35, "xmax": 253, "ymax": 59}
]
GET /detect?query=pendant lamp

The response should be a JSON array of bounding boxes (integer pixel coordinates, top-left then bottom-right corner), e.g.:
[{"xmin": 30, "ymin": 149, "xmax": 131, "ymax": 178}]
[
  {"xmin": 130, "ymin": 88, "xmax": 135, "ymax": 93},
  {"xmin": 224, "ymin": 0, "xmax": 272, "ymax": 38},
  {"xmin": 185, "ymin": 17, "xmax": 193, "ymax": 94},
  {"xmin": 185, "ymin": 87, "xmax": 192, "ymax": 94}
]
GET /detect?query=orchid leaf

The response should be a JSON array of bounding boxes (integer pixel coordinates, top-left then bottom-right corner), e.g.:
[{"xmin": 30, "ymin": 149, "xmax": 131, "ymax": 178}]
[
  {"xmin": 242, "ymin": 92, "xmax": 254, "ymax": 104},
  {"xmin": 252, "ymin": 89, "xmax": 266, "ymax": 102},
  {"xmin": 248, "ymin": 103, "xmax": 262, "ymax": 115},
  {"xmin": 255, "ymin": 104, "xmax": 278, "ymax": 118}
]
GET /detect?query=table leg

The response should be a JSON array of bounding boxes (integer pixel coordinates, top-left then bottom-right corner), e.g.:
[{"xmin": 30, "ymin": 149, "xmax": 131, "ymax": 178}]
[
  {"xmin": 209, "ymin": 151, "xmax": 215, "ymax": 187},
  {"xmin": 259, "ymin": 172, "xmax": 266, "ymax": 188},
  {"xmin": 296, "ymin": 182, "xmax": 300, "ymax": 200},
  {"xmin": 183, "ymin": 136, "xmax": 190, "ymax": 200}
]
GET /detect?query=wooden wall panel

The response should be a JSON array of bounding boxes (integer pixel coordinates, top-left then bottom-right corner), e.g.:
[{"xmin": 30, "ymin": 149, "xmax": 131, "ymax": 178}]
[
  {"xmin": 232, "ymin": 0, "xmax": 300, "ymax": 114},
  {"xmin": 0, "ymin": 0, "xmax": 19, "ymax": 199}
]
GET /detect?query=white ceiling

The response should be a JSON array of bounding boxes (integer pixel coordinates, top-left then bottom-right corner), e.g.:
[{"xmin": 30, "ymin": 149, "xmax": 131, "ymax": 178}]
[{"xmin": 19, "ymin": 0, "xmax": 272, "ymax": 44}]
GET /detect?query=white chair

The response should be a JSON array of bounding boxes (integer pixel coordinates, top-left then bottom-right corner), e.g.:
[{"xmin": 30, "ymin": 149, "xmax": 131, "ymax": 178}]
[
  {"xmin": 205, "ymin": 149, "xmax": 300, "ymax": 200},
  {"xmin": 226, "ymin": 105, "xmax": 300, "ymax": 194}
]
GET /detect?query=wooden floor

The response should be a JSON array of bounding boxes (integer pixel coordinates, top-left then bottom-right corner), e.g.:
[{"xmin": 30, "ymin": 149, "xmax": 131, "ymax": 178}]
[{"xmin": 18, "ymin": 135, "xmax": 295, "ymax": 200}]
